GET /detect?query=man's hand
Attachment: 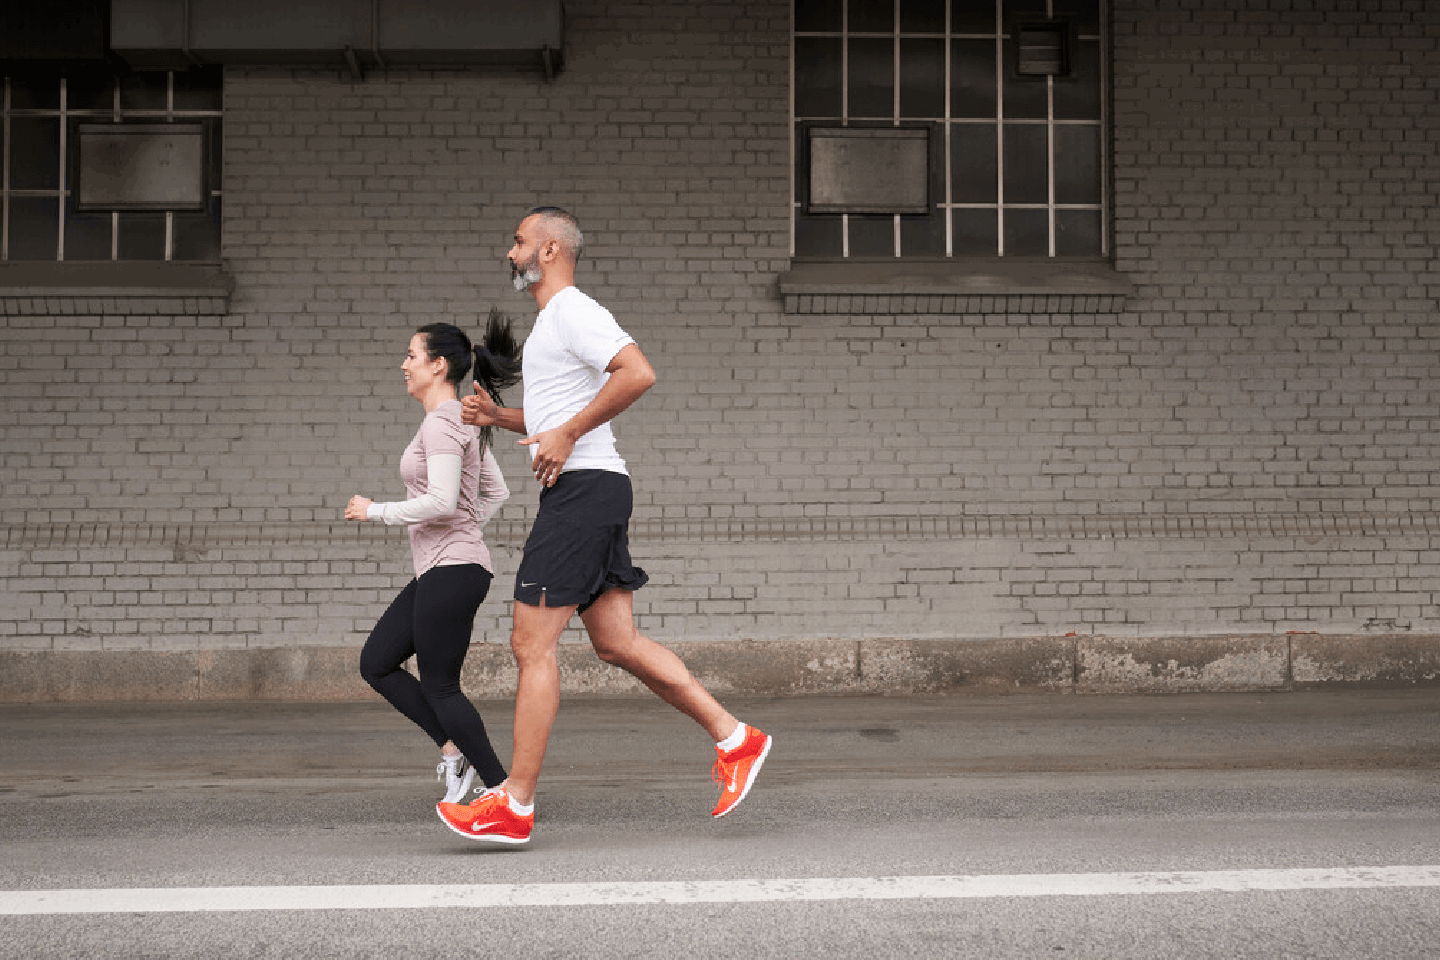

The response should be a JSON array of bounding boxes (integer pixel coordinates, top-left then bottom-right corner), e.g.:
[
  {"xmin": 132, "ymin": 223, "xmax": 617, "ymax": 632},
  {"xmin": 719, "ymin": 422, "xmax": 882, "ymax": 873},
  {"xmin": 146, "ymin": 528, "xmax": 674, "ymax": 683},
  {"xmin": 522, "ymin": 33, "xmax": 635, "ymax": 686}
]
[
  {"xmin": 521, "ymin": 428, "xmax": 577, "ymax": 487},
  {"xmin": 345, "ymin": 495, "xmax": 372, "ymax": 520},
  {"xmin": 461, "ymin": 385, "xmax": 500, "ymax": 427},
  {"xmin": 513, "ymin": 343, "xmax": 655, "ymax": 488},
  {"xmin": 462, "ymin": 383, "xmax": 528, "ymax": 435}
]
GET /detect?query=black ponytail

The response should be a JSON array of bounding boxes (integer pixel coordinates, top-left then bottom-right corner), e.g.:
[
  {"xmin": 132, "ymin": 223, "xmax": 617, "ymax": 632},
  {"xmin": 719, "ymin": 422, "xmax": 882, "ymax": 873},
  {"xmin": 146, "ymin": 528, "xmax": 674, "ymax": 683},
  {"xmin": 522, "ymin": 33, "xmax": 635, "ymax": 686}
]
[{"xmin": 471, "ymin": 307, "xmax": 523, "ymax": 454}]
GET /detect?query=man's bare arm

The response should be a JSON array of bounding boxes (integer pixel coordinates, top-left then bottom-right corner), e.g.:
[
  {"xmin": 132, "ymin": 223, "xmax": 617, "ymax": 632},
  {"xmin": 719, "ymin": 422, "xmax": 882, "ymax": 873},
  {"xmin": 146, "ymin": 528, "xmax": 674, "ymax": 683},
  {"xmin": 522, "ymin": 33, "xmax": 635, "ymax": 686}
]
[
  {"xmin": 526, "ymin": 343, "xmax": 656, "ymax": 486},
  {"xmin": 461, "ymin": 388, "xmax": 528, "ymax": 434}
]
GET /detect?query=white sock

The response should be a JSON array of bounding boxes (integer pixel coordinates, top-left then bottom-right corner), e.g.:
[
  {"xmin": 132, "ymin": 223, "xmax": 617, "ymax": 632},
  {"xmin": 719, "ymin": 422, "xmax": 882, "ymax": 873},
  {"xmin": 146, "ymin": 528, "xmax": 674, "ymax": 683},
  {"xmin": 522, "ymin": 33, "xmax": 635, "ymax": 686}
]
[
  {"xmin": 508, "ymin": 793, "xmax": 534, "ymax": 816},
  {"xmin": 716, "ymin": 722, "xmax": 746, "ymax": 753}
]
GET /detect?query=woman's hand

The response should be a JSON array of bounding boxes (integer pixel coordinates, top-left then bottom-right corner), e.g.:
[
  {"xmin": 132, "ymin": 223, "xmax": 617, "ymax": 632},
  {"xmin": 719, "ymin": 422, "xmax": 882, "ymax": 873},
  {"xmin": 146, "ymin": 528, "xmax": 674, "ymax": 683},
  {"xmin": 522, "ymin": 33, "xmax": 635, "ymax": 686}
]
[{"xmin": 345, "ymin": 495, "xmax": 372, "ymax": 521}]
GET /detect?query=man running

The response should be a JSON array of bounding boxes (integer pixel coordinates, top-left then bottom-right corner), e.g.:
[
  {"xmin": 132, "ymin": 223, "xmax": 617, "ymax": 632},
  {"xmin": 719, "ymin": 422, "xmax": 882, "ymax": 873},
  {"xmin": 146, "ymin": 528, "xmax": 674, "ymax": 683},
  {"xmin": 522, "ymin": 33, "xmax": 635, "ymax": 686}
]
[{"xmin": 437, "ymin": 206, "xmax": 771, "ymax": 844}]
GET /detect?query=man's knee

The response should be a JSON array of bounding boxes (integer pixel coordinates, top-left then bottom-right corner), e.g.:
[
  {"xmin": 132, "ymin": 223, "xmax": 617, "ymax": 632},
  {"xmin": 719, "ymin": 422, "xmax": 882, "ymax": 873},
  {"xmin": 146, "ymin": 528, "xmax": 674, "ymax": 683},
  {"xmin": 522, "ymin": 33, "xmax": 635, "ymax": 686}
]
[
  {"xmin": 592, "ymin": 642, "xmax": 625, "ymax": 667},
  {"xmin": 590, "ymin": 620, "xmax": 655, "ymax": 672},
  {"xmin": 510, "ymin": 635, "xmax": 558, "ymax": 670},
  {"xmin": 509, "ymin": 601, "xmax": 572, "ymax": 668}
]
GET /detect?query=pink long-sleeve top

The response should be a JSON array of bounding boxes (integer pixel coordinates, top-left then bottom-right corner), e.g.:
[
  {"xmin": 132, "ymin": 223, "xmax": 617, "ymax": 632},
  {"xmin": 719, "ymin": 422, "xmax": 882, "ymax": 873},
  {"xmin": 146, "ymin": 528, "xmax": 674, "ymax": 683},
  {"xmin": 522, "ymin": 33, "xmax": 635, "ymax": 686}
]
[{"xmin": 366, "ymin": 399, "xmax": 509, "ymax": 578}]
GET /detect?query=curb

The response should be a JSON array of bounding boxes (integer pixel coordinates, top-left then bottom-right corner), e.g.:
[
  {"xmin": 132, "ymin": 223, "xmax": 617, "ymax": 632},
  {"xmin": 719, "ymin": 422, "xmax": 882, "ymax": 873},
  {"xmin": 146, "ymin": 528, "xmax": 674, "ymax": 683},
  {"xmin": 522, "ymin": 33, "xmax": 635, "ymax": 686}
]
[{"xmin": 2, "ymin": 634, "xmax": 1438, "ymax": 703}]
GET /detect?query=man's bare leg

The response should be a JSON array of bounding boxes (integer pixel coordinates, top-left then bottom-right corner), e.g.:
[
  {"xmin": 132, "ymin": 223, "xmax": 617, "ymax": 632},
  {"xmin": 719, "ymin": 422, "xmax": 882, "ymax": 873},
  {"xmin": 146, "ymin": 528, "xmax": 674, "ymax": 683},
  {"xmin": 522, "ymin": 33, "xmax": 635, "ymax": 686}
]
[
  {"xmin": 580, "ymin": 588, "xmax": 738, "ymax": 742},
  {"xmin": 504, "ymin": 598, "xmax": 576, "ymax": 806}
]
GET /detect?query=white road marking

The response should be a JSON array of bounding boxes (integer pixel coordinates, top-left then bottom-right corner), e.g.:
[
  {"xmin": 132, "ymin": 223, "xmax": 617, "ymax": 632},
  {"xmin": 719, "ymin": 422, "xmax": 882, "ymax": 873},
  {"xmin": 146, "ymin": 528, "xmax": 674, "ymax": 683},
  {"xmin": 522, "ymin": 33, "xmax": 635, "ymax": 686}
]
[{"xmin": 2, "ymin": 866, "xmax": 1438, "ymax": 916}]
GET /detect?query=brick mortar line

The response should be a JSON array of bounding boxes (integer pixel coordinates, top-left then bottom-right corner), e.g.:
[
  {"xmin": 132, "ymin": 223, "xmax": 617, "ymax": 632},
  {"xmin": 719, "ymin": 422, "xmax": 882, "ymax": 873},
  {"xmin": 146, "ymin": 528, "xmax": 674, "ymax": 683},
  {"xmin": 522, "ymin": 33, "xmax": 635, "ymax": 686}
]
[
  {"xmin": 0, "ymin": 297, "xmax": 230, "ymax": 316},
  {"xmin": 783, "ymin": 293, "xmax": 1129, "ymax": 315},
  {"xmin": 4, "ymin": 513, "xmax": 1440, "ymax": 549}
]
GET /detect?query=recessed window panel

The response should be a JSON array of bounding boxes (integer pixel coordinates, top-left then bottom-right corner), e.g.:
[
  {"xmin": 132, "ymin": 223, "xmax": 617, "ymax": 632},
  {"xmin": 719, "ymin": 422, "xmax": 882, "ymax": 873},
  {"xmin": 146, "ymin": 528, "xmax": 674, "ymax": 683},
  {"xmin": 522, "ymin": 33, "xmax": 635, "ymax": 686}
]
[
  {"xmin": 64, "ymin": 210, "xmax": 114, "ymax": 260},
  {"xmin": 1001, "ymin": 57, "xmax": 1048, "ymax": 118},
  {"xmin": 1003, "ymin": 208, "xmax": 1048, "ymax": 256},
  {"xmin": 121, "ymin": 73, "xmax": 169, "ymax": 111},
  {"xmin": 900, "ymin": 211, "xmax": 945, "ymax": 256},
  {"xmin": 899, "ymin": 38, "xmax": 945, "ymax": 118},
  {"xmin": 796, "ymin": 0, "xmax": 843, "ymax": 32},
  {"xmin": 1005, "ymin": 0, "xmax": 1050, "ymax": 20},
  {"xmin": 117, "ymin": 212, "xmax": 166, "ymax": 260},
  {"xmin": 794, "ymin": 123, "xmax": 809, "ymax": 201},
  {"xmin": 848, "ymin": 0, "xmax": 894, "ymax": 33},
  {"xmin": 1054, "ymin": 40, "xmax": 1101, "ymax": 119},
  {"xmin": 795, "ymin": 37, "xmax": 843, "ymax": 117},
  {"xmin": 950, "ymin": 38, "xmax": 997, "ymax": 119},
  {"xmin": 173, "ymin": 68, "xmax": 223, "ymax": 111},
  {"xmin": 173, "ymin": 201, "xmax": 222, "ymax": 261},
  {"xmin": 1054, "ymin": 0, "xmax": 1101, "ymax": 35},
  {"xmin": 795, "ymin": 212, "xmax": 844, "ymax": 257},
  {"xmin": 952, "ymin": 207, "xmax": 998, "ymax": 255},
  {"xmin": 950, "ymin": 123, "xmax": 998, "ymax": 203},
  {"xmin": 1055, "ymin": 209, "xmax": 1101, "ymax": 256},
  {"xmin": 900, "ymin": 0, "xmax": 946, "ymax": 34},
  {"xmin": 207, "ymin": 121, "xmax": 224, "ymax": 185},
  {"xmin": 10, "ymin": 118, "xmax": 61, "ymax": 189},
  {"xmin": 848, "ymin": 37, "xmax": 896, "ymax": 119},
  {"xmin": 848, "ymin": 215, "xmax": 895, "ymax": 257},
  {"xmin": 950, "ymin": 0, "xmax": 997, "ymax": 35},
  {"xmin": 1002, "ymin": 122, "xmax": 1047, "ymax": 204},
  {"xmin": 1054, "ymin": 125, "xmax": 1100, "ymax": 205},
  {"xmin": 8, "ymin": 198, "xmax": 59, "ymax": 260},
  {"xmin": 67, "ymin": 73, "xmax": 114, "ymax": 112},
  {"xmin": 9, "ymin": 82, "xmax": 60, "ymax": 110}
]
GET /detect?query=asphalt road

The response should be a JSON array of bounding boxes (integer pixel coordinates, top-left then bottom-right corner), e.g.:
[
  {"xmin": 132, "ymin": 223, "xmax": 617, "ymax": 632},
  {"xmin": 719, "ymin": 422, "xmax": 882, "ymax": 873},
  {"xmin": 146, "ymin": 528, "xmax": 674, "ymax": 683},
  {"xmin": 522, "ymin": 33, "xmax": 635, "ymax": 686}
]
[{"xmin": 2, "ymin": 690, "xmax": 1438, "ymax": 958}]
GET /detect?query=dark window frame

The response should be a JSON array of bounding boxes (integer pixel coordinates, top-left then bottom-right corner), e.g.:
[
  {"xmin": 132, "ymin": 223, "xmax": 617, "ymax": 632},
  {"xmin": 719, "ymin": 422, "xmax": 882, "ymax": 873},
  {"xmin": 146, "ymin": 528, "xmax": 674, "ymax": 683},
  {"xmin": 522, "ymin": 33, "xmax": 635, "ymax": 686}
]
[
  {"xmin": 791, "ymin": 0, "xmax": 1110, "ymax": 261},
  {"xmin": 1, "ymin": 67, "xmax": 223, "ymax": 263}
]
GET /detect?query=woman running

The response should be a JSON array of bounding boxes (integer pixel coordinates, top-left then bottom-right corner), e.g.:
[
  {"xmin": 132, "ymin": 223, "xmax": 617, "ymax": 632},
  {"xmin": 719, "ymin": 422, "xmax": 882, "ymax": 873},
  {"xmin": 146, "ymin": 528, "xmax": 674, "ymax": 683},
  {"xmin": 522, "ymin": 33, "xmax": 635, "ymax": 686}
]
[{"xmin": 345, "ymin": 311, "xmax": 522, "ymax": 804}]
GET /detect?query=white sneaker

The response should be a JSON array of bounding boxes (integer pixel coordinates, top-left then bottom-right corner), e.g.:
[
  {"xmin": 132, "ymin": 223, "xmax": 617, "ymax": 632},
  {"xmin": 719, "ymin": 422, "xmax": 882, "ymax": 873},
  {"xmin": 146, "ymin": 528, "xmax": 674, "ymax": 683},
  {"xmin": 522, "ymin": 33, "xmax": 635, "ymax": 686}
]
[{"xmin": 437, "ymin": 754, "xmax": 476, "ymax": 804}]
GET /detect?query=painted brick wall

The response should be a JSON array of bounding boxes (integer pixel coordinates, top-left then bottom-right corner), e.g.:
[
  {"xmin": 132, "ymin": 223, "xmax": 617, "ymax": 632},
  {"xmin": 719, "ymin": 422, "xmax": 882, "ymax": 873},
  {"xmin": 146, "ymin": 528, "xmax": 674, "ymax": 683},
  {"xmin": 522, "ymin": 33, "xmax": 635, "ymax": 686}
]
[{"xmin": 2, "ymin": 0, "xmax": 1438, "ymax": 664}]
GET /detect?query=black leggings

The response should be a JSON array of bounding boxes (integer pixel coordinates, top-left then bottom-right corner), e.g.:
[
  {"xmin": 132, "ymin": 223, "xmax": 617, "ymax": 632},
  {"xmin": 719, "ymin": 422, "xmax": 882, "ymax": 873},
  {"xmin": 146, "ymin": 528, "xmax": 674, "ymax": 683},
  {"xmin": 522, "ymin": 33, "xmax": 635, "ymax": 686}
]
[{"xmin": 359, "ymin": 563, "xmax": 507, "ymax": 788}]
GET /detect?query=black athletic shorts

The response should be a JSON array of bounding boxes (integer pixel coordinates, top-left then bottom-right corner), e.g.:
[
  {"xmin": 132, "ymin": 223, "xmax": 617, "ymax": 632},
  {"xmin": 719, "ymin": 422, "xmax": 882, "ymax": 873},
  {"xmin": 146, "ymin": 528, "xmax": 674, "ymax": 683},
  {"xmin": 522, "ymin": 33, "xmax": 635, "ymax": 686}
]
[{"xmin": 514, "ymin": 469, "xmax": 649, "ymax": 613}]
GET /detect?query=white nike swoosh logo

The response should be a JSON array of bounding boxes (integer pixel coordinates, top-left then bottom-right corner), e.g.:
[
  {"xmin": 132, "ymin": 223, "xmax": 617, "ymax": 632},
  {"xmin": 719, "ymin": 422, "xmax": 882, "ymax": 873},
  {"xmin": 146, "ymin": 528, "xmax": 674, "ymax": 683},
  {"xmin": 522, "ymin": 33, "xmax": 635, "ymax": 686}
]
[
  {"xmin": 521, "ymin": 582, "xmax": 538, "ymax": 588},
  {"xmin": 471, "ymin": 819, "xmax": 508, "ymax": 833}
]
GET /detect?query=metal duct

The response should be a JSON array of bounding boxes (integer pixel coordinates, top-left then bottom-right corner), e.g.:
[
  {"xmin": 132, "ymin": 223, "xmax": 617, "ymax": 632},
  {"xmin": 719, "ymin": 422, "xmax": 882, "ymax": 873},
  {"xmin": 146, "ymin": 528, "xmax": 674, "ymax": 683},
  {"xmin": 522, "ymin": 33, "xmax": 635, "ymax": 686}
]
[
  {"xmin": 0, "ymin": 2, "xmax": 110, "ymax": 62},
  {"xmin": 110, "ymin": 0, "xmax": 563, "ymax": 76}
]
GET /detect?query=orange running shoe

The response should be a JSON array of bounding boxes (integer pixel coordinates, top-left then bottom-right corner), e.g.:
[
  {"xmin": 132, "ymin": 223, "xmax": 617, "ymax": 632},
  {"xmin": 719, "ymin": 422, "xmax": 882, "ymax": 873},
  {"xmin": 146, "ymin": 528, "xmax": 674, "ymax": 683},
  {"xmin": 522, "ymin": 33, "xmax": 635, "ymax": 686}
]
[
  {"xmin": 711, "ymin": 724, "xmax": 772, "ymax": 818},
  {"xmin": 436, "ymin": 786, "xmax": 533, "ymax": 844}
]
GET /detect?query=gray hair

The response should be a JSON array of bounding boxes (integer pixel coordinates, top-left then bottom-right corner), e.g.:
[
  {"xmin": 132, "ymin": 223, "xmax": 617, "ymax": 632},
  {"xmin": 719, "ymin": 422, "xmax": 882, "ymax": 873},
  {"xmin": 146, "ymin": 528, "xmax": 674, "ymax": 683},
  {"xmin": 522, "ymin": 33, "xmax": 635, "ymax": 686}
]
[{"xmin": 526, "ymin": 206, "xmax": 584, "ymax": 263}]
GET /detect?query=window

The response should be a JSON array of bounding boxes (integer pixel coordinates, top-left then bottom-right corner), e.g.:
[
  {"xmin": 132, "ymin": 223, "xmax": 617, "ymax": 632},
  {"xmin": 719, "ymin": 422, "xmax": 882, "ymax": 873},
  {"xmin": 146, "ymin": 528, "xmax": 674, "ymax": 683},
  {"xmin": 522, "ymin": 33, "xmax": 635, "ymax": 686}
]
[
  {"xmin": 1, "ymin": 68, "xmax": 222, "ymax": 262},
  {"xmin": 792, "ymin": 0, "xmax": 1107, "ymax": 259}
]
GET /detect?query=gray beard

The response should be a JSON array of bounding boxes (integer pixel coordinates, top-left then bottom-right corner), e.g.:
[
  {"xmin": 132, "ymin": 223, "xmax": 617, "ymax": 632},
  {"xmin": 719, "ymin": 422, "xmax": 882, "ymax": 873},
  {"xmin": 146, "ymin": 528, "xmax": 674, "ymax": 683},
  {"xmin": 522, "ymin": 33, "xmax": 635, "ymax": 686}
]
[{"xmin": 511, "ymin": 260, "xmax": 543, "ymax": 292}]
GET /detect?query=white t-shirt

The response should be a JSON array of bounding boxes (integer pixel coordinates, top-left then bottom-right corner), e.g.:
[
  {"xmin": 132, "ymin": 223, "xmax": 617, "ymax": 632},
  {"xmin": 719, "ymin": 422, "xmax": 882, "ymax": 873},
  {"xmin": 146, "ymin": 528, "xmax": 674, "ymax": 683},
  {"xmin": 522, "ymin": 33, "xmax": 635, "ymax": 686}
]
[{"xmin": 522, "ymin": 285, "xmax": 635, "ymax": 476}]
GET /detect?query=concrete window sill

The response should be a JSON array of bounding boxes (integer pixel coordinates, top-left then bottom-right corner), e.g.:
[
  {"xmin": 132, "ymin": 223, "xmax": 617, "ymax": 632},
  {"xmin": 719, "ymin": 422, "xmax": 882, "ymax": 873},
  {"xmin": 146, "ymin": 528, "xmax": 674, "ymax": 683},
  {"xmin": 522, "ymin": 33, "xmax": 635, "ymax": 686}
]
[{"xmin": 0, "ymin": 263, "xmax": 234, "ymax": 315}]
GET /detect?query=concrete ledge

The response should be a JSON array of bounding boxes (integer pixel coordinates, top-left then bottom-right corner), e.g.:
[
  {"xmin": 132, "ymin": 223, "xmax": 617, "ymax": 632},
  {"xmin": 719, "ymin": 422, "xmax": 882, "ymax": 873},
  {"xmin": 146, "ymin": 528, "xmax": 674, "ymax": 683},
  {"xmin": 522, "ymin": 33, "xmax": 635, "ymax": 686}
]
[
  {"xmin": 1077, "ymin": 635, "xmax": 1291, "ymax": 694},
  {"xmin": 2, "ymin": 634, "xmax": 1438, "ymax": 703},
  {"xmin": 779, "ymin": 258, "xmax": 1132, "ymax": 315},
  {"xmin": 0, "ymin": 262, "xmax": 235, "ymax": 298},
  {"xmin": 1291, "ymin": 633, "xmax": 1440, "ymax": 687},
  {"xmin": 0, "ymin": 262, "xmax": 234, "ymax": 316}
]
